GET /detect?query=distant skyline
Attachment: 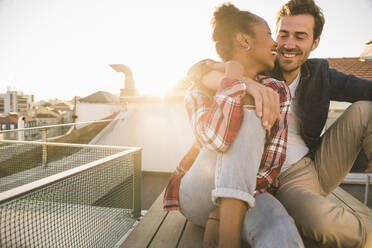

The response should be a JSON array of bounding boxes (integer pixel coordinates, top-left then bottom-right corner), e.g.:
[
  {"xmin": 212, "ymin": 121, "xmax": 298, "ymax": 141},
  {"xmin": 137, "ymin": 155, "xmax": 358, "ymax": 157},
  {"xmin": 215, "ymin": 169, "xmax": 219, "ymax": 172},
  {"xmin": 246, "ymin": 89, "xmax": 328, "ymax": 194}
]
[{"xmin": 0, "ymin": 0, "xmax": 371, "ymax": 101}]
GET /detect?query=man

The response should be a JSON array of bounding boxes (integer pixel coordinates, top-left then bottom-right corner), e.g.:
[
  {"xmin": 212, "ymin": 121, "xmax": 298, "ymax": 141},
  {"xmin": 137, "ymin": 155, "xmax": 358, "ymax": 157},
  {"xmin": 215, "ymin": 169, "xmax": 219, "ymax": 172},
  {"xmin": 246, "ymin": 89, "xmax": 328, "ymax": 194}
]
[{"xmin": 185, "ymin": 0, "xmax": 372, "ymax": 246}]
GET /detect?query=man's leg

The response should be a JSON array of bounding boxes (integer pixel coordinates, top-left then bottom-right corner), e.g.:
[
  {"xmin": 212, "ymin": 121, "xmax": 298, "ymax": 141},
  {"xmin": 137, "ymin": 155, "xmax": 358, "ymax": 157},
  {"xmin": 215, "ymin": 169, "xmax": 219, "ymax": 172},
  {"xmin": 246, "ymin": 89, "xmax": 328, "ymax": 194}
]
[
  {"xmin": 276, "ymin": 157, "xmax": 367, "ymax": 247},
  {"xmin": 277, "ymin": 101, "xmax": 372, "ymax": 247},
  {"xmin": 315, "ymin": 101, "xmax": 372, "ymax": 194}
]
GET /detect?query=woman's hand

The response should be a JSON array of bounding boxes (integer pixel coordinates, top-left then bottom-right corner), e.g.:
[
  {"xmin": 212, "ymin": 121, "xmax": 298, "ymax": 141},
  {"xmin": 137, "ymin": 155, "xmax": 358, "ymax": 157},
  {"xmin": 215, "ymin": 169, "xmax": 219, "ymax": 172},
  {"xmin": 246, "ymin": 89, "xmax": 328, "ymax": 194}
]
[
  {"xmin": 242, "ymin": 77, "xmax": 281, "ymax": 131},
  {"xmin": 206, "ymin": 60, "xmax": 281, "ymax": 131}
]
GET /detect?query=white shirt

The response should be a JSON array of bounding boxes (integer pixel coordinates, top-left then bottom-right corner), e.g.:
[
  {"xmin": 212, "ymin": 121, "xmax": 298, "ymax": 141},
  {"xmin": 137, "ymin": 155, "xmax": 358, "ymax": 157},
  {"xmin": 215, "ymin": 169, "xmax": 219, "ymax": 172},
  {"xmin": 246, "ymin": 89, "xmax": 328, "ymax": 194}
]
[{"xmin": 281, "ymin": 72, "xmax": 309, "ymax": 172}]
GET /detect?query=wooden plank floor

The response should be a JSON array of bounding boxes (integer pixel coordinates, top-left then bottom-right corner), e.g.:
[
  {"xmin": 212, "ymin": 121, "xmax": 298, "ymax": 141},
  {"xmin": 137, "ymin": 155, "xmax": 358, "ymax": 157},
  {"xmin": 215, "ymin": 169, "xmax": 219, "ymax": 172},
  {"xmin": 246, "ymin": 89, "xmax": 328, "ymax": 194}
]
[{"xmin": 120, "ymin": 187, "xmax": 372, "ymax": 248}]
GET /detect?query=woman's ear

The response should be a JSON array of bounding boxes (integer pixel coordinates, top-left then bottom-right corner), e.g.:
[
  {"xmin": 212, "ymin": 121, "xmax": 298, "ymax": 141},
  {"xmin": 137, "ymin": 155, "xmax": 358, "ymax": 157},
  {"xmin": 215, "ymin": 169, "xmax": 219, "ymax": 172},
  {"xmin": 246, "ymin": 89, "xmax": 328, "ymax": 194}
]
[{"xmin": 236, "ymin": 33, "xmax": 251, "ymax": 51}]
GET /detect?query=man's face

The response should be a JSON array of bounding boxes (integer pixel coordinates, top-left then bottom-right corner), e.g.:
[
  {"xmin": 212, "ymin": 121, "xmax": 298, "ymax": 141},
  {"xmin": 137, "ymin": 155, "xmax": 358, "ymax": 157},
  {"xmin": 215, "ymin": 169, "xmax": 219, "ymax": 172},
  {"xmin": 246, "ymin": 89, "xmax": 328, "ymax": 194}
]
[{"xmin": 276, "ymin": 14, "xmax": 320, "ymax": 74}]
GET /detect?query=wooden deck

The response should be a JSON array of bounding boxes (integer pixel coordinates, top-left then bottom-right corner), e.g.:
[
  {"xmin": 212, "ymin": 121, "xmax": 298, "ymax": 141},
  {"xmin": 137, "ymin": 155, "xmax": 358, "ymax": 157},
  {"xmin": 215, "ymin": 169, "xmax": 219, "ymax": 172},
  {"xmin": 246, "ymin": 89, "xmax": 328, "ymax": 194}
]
[{"xmin": 120, "ymin": 187, "xmax": 372, "ymax": 248}]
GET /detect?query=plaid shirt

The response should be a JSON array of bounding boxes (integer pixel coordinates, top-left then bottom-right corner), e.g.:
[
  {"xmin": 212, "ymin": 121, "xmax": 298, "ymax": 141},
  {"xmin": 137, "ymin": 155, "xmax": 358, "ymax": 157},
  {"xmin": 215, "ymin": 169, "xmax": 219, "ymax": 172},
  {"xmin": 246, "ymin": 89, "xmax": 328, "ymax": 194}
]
[{"xmin": 164, "ymin": 76, "xmax": 291, "ymax": 211}]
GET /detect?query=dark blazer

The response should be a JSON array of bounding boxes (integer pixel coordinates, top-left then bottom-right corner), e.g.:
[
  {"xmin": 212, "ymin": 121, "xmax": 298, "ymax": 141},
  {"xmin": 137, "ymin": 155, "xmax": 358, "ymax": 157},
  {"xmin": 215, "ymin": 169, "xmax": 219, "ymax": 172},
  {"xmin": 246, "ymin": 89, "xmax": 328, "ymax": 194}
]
[{"xmin": 267, "ymin": 58, "xmax": 372, "ymax": 158}]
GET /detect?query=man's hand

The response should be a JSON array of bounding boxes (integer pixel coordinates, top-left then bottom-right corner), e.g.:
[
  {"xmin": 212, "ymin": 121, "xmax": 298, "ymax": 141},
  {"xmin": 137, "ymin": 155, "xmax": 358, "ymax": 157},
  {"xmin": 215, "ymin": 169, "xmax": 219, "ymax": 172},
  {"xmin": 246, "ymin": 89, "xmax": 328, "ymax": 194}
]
[
  {"xmin": 224, "ymin": 61, "xmax": 244, "ymax": 80},
  {"xmin": 365, "ymin": 160, "xmax": 372, "ymax": 173},
  {"xmin": 202, "ymin": 60, "xmax": 227, "ymax": 90},
  {"xmin": 187, "ymin": 59, "xmax": 218, "ymax": 86}
]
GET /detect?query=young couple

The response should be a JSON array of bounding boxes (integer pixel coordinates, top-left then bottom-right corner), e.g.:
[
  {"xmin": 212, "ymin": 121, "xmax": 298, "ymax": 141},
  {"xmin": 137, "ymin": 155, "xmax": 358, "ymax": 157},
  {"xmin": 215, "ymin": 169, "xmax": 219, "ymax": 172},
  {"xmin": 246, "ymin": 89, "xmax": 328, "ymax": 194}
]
[{"xmin": 164, "ymin": 0, "xmax": 372, "ymax": 247}]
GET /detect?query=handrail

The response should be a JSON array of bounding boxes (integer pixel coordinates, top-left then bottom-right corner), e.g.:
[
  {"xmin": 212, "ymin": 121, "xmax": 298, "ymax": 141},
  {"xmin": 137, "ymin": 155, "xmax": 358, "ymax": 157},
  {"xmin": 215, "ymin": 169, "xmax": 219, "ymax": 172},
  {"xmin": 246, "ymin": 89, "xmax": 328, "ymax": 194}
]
[
  {"xmin": 0, "ymin": 139, "xmax": 139, "ymax": 150},
  {"xmin": 0, "ymin": 117, "xmax": 125, "ymax": 133},
  {"xmin": 0, "ymin": 146, "xmax": 141, "ymax": 204},
  {"xmin": 343, "ymin": 172, "xmax": 372, "ymax": 205},
  {"xmin": 328, "ymin": 109, "xmax": 345, "ymax": 113}
]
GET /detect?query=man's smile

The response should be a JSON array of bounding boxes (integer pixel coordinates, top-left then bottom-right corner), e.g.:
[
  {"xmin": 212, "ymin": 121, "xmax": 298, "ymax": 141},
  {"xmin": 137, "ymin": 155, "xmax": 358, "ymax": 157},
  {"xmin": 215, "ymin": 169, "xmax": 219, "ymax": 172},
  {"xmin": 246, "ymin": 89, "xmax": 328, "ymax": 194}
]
[
  {"xmin": 278, "ymin": 48, "xmax": 302, "ymax": 60},
  {"xmin": 282, "ymin": 53, "xmax": 296, "ymax": 58}
]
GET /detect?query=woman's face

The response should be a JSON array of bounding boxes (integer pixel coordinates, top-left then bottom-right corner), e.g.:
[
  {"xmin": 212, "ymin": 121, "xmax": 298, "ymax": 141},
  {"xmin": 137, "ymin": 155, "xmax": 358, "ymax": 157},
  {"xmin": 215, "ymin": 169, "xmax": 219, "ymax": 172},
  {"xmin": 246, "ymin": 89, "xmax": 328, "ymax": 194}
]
[{"xmin": 249, "ymin": 21, "xmax": 277, "ymax": 72}]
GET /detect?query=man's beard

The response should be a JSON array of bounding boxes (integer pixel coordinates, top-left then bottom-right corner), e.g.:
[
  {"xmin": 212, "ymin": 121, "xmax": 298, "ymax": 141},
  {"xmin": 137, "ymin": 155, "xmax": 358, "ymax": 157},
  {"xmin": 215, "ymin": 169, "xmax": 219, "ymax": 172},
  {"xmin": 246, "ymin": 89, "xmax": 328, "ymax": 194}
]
[{"xmin": 279, "ymin": 61, "xmax": 301, "ymax": 73}]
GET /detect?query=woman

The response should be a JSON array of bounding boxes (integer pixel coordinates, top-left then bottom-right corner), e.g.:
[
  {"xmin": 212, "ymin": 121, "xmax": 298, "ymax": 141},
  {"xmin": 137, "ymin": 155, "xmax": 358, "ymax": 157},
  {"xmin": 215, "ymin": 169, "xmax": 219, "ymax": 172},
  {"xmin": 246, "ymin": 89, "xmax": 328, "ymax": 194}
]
[{"xmin": 164, "ymin": 3, "xmax": 303, "ymax": 248}]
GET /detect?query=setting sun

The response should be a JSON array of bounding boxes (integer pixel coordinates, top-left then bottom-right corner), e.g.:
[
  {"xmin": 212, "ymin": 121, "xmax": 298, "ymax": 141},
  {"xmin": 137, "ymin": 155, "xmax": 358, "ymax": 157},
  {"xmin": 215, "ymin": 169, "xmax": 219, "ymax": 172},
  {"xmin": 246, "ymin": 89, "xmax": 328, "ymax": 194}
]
[{"xmin": 0, "ymin": 0, "xmax": 371, "ymax": 100}]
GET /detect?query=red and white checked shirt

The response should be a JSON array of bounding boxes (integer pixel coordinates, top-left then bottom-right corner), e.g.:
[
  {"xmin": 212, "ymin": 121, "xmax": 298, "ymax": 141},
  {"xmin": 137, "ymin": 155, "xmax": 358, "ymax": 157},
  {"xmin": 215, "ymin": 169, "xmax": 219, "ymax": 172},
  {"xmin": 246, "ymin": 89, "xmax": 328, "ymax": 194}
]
[{"xmin": 163, "ymin": 76, "xmax": 291, "ymax": 211}]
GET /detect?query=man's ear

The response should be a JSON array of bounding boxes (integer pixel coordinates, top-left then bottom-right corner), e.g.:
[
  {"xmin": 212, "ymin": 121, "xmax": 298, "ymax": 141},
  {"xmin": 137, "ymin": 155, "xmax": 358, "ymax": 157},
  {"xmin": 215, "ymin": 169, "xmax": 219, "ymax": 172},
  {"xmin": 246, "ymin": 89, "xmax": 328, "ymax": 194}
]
[{"xmin": 311, "ymin": 37, "xmax": 320, "ymax": 51}]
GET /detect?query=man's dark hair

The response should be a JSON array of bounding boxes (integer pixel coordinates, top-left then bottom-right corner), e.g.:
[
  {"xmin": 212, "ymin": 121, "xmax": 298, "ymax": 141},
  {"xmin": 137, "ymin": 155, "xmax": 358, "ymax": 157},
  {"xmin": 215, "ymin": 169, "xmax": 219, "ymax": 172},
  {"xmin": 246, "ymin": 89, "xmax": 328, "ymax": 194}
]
[{"xmin": 276, "ymin": 0, "xmax": 325, "ymax": 41}]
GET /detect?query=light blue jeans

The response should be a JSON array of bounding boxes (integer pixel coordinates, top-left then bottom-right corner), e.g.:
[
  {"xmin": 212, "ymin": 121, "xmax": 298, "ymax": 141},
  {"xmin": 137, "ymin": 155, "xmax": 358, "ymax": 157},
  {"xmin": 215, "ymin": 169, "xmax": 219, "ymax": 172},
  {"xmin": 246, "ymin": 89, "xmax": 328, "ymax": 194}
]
[{"xmin": 179, "ymin": 110, "xmax": 304, "ymax": 247}]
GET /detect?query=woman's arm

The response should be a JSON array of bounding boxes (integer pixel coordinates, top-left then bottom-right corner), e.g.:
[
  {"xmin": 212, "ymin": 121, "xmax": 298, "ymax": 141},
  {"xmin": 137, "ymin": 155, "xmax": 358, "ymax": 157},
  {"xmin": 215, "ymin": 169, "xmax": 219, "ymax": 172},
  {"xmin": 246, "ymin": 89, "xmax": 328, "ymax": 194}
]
[
  {"xmin": 200, "ymin": 61, "xmax": 281, "ymax": 129},
  {"xmin": 185, "ymin": 78, "xmax": 247, "ymax": 153}
]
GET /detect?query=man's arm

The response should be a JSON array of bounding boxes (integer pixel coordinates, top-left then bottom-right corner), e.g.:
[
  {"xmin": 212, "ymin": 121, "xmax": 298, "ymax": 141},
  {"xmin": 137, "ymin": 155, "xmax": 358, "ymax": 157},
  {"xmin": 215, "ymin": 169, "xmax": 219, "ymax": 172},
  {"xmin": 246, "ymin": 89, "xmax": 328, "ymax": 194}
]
[{"xmin": 329, "ymin": 68, "xmax": 372, "ymax": 102}]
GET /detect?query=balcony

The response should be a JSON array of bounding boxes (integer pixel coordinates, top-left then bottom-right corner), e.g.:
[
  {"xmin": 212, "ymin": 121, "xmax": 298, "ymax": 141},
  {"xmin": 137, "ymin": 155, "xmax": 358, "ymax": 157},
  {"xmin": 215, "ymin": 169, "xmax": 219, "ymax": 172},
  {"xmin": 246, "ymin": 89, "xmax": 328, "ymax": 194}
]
[{"xmin": 0, "ymin": 140, "xmax": 141, "ymax": 247}]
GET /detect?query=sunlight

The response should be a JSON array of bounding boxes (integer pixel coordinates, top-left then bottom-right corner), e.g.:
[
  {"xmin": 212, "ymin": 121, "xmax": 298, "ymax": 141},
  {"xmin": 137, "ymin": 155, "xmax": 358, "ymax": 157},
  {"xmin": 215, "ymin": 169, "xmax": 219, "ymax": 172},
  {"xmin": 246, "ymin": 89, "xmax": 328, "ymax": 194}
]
[{"xmin": 0, "ymin": 0, "xmax": 371, "ymax": 100}]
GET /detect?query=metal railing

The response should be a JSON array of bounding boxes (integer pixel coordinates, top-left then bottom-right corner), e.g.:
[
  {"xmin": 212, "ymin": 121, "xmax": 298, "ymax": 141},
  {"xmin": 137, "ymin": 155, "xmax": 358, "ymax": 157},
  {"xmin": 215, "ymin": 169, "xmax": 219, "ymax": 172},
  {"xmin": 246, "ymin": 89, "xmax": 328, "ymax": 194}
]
[
  {"xmin": 0, "ymin": 117, "xmax": 125, "ymax": 142},
  {"xmin": 0, "ymin": 140, "xmax": 142, "ymax": 248},
  {"xmin": 344, "ymin": 173, "xmax": 372, "ymax": 205}
]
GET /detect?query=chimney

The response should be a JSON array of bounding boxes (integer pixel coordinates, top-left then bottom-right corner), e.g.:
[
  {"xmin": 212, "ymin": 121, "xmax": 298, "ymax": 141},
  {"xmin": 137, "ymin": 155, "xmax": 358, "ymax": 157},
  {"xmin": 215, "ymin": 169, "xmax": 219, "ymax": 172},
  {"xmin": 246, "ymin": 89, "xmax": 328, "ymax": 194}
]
[{"xmin": 360, "ymin": 40, "xmax": 372, "ymax": 61}]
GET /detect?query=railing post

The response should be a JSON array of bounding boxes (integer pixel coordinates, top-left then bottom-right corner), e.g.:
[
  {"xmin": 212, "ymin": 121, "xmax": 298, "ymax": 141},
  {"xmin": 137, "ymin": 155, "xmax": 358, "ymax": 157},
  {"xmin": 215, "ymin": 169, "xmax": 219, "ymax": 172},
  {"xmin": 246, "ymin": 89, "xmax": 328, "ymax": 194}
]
[
  {"xmin": 42, "ymin": 128, "xmax": 48, "ymax": 167},
  {"xmin": 132, "ymin": 150, "xmax": 142, "ymax": 219},
  {"xmin": 364, "ymin": 174, "xmax": 370, "ymax": 205}
]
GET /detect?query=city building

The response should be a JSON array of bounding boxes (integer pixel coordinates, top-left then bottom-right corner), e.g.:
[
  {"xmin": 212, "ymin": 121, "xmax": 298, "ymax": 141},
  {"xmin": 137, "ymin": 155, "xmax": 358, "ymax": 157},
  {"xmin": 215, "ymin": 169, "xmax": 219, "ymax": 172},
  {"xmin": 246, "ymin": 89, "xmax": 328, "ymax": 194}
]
[
  {"xmin": 0, "ymin": 90, "xmax": 35, "ymax": 116},
  {"xmin": 0, "ymin": 112, "xmax": 37, "ymax": 140},
  {"xmin": 0, "ymin": 112, "xmax": 36, "ymax": 130},
  {"xmin": 34, "ymin": 107, "xmax": 62, "ymax": 126},
  {"xmin": 52, "ymin": 102, "xmax": 74, "ymax": 124},
  {"xmin": 75, "ymin": 91, "xmax": 122, "ymax": 127}
]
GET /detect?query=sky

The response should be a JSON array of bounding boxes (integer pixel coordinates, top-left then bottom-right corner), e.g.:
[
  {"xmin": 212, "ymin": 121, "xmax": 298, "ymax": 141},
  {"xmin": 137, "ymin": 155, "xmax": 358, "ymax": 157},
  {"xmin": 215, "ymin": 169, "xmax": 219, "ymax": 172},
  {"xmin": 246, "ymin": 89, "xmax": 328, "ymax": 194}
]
[{"xmin": 0, "ymin": 0, "xmax": 371, "ymax": 101}]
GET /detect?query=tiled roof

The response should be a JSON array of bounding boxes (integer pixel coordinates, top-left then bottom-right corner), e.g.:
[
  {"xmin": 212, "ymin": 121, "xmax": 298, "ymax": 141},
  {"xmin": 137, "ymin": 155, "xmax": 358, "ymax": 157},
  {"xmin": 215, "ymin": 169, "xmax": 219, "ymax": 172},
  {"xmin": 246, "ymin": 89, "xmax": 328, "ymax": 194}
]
[
  {"xmin": 35, "ymin": 113, "xmax": 60, "ymax": 118},
  {"xmin": 80, "ymin": 91, "xmax": 120, "ymax": 104},
  {"xmin": 328, "ymin": 57, "xmax": 372, "ymax": 80},
  {"xmin": 0, "ymin": 114, "xmax": 34, "ymax": 123},
  {"xmin": 0, "ymin": 116, "xmax": 17, "ymax": 124},
  {"xmin": 35, "ymin": 108, "xmax": 61, "ymax": 118},
  {"xmin": 55, "ymin": 102, "xmax": 71, "ymax": 107}
]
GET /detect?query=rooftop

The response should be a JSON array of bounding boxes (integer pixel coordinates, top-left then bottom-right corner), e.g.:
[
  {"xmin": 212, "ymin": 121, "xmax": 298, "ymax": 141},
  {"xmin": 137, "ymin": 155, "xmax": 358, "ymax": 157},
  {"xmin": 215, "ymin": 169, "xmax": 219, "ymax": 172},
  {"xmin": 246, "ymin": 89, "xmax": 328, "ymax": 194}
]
[
  {"xmin": 328, "ymin": 57, "xmax": 372, "ymax": 80},
  {"xmin": 0, "ymin": 113, "xmax": 34, "ymax": 123},
  {"xmin": 80, "ymin": 91, "xmax": 120, "ymax": 104}
]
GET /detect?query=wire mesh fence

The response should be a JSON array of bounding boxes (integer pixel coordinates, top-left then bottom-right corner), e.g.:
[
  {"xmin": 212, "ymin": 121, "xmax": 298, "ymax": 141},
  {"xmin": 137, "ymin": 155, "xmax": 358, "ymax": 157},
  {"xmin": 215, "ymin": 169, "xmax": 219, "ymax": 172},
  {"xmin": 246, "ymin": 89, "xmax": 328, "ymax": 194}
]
[
  {"xmin": 0, "ymin": 141, "xmax": 120, "ymax": 192},
  {"xmin": 0, "ymin": 140, "xmax": 141, "ymax": 248}
]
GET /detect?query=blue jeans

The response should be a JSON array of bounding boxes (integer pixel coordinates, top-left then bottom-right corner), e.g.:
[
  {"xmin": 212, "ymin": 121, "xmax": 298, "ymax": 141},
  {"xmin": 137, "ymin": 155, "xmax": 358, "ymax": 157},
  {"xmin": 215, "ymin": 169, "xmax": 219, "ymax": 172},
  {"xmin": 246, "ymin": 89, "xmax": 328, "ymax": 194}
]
[{"xmin": 179, "ymin": 109, "xmax": 304, "ymax": 248}]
